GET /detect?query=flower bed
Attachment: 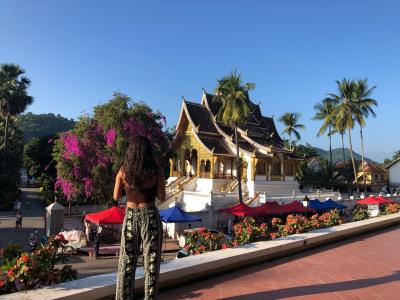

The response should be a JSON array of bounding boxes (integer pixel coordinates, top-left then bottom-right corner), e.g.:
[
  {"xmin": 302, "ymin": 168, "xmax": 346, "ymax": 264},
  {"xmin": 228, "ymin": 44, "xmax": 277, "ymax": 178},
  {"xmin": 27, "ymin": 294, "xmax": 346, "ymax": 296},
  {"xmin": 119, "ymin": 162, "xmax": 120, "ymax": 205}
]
[
  {"xmin": 352, "ymin": 203, "xmax": 400, "ymax": 221},
  {"xmin": 185, "ymin": 203, "xmax": 400, "ymax": 257},
  {"xmin": 270, "ymin": 209, "xmax": 343, "ymax": 239},
  {"xmin": 184, "ymin": 218, "xmax": 268, "ymax": 255},
  {"xmin": 0, "ymin": 235, "xmax": 77, "ymax": 295}
]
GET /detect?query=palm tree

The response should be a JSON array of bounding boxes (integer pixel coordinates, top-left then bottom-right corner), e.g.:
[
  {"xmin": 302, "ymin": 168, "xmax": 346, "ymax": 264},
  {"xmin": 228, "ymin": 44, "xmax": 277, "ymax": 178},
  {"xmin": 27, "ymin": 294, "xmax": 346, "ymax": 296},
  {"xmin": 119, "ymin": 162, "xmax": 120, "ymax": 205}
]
[
  {"xmin": 354, "ymin": 79, "xmax": 377, "ymax": 193},
  {"xmin": 313, "ymin": 98, "xmax": 338, "ymax": 169},
  {"xmin": 278, "ymin": 113, "xmax": 305, "ymax": 151},
  {"xmin": 0, "ymin": 64, "xmax": 33, "ymax": 150},
  {"xmin": 214, "ymin": 70, "xmax": 255, "ymax": 203},
  {"xmin": 331, "ymin": 127, "xmax": 346, "ymax": 163},
  {"xmin": 320, "ymin": 79, "xmax": 362, "ymax": 192}
]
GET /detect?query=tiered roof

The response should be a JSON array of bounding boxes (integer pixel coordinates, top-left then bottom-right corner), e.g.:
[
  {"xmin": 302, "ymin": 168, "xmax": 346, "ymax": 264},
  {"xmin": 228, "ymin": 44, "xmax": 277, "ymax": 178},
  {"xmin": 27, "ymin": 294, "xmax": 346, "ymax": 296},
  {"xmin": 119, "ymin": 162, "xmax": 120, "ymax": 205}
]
[{"xmin": 175, "ymin": 92, "xmax": 294, "ymax": 158}]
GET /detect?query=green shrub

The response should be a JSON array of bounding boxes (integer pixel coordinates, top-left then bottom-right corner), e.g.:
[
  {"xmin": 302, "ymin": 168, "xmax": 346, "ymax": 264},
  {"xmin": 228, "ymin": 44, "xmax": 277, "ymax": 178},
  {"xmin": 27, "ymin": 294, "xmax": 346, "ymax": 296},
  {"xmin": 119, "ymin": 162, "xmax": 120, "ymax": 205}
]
[{"xmin": 352, "ymin": 204, "xmax": 369, "ymax": 221}]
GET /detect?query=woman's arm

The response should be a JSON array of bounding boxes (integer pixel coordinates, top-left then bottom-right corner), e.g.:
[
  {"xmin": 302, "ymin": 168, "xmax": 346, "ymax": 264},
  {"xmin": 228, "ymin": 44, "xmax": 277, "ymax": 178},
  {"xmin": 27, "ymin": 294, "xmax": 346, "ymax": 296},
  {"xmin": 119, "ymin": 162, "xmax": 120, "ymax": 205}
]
[
  {"xmin": 113, "ymin": 169, "xmax": 124, "ymax": 201},
  {"xmin": 157, "ymin": 169, "xmax": 166, "ymax": 202}
]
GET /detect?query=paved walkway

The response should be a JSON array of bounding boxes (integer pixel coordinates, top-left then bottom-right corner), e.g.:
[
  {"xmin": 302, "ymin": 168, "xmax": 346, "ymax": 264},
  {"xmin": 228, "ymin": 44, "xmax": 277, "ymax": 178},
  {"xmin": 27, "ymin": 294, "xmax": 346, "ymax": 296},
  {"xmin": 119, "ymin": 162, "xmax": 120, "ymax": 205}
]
[
  {"xmin": 0, "ymin": 187, "xmax": 45, "ymax": 249},
  {"xmin": 159, "ymin": 226, "xmax": 400, "ymax": 300}
]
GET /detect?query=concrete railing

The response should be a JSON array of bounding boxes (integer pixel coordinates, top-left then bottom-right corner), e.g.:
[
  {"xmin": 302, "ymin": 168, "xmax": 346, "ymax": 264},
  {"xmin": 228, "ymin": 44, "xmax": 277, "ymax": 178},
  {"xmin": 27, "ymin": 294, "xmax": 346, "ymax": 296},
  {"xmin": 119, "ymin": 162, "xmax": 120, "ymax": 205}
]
[{"xmin": 4, "ymin": 213, "xmax": 400, "ymax": 300}]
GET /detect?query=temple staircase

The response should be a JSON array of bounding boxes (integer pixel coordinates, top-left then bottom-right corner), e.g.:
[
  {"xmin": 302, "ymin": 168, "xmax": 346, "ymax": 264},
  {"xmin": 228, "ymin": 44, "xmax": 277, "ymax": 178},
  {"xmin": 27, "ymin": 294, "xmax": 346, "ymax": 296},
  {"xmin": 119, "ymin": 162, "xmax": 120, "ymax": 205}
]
[{"xmin": 159, "ymin": 176, "xmax": 198, "ymax": 210}]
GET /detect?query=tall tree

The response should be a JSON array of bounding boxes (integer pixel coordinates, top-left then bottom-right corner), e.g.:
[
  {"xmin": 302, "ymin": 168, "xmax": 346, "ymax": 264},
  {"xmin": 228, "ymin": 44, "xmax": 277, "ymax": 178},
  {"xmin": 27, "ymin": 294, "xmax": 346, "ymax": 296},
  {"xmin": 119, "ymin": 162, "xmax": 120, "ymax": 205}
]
[
  {"xmin": 214, "ymin": 70, "xmax": 255, "ymax": 204},
  {"xmin": 278, "ymin": 113, "xmax": 305, "ymax": 151},
  {"xmin": 331, "ymin": 127, "xmax": 346, "ymax": 163},
  {"xmin": 0, "ymin": 64, "xmax": 33, "ymax": 150},
  {"xmin": 354, "ymin": 79, "xmax": 378, "ymax": 193},
  {"xmin": 320, "ymin": 79, "xmax": 362, "ymax": 192},
  {"xmin": 313, "ymin": 98, "xmax": 338, "ymax": 169}
]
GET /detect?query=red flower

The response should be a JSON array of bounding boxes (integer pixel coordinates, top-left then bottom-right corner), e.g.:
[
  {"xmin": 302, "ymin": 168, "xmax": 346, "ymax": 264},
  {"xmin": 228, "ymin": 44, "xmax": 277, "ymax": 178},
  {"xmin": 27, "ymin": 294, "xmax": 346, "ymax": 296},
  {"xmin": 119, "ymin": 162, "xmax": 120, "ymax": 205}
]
[
  {"xmin": 7, "ymin": 269, "xmax": 14, "ymax": 277},
  {"xmin": 20, "ymin": 254, "xmax": 30, "ymax": 263},
  {"xmin": 0, "ymin": 279, "xmax": 5, "ymax": 288},
  {"xmin": 272, "ymin": 218, "xmax": 281, "ymax": 226},
  {"xmin": 221, "ymin": 243, "xmax": 230, "ymax": 249}
]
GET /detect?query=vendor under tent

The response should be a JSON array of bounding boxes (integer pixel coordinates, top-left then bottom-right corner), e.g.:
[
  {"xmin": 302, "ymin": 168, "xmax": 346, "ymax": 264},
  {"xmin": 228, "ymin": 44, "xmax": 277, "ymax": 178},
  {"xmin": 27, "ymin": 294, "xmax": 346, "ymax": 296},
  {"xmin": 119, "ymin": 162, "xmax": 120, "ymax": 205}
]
[
  {"xmin": 159, "ymin": 205, "xmax": 202, "ymax": 258},
  {"xmin": 357, "ymin": 196, "xmax": 395, "ymax": 205},
  {"xmin": 85, "ymin": 206, "xmax": 125, "ymax": 225},
  {"xmin": 82, "ymin": 207, "xmax": 126, "ymax": 257},
  {"xmin": 309, "ymin": 199, "xmax": 347, "ymax": 211},
  {"xmin": 219, "ymin": 202, "xmax": 260, "ymax": 217}
]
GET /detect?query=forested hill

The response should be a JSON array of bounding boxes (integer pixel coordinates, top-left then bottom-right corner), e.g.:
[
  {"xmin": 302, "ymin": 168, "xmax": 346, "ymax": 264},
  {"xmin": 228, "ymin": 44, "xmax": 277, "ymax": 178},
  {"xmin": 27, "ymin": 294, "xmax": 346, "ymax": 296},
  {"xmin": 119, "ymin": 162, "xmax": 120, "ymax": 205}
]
[
  {"xmin": 314, "ymin": 147, "xmax": 375, "ymax": 164},
  {"xmin": 15, "ymin": 113, "xmax": 75, "ymax": 142}
]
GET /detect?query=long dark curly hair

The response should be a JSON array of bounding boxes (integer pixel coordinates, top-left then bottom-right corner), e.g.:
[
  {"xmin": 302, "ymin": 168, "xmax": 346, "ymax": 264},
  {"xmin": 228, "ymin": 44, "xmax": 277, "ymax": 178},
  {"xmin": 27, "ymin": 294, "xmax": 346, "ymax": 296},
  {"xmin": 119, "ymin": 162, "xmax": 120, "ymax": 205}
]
[{"xmin": 122, "ymin": 135, "xmax": 158, "ymax": 190}]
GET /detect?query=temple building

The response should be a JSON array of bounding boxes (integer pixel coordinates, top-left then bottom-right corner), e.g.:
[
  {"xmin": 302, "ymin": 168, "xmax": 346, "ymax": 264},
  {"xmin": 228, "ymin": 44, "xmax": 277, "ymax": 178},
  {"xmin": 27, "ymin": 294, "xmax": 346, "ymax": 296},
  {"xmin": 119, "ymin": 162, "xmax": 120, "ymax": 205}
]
[{"xmin": 167, "ymin": 92, "xmax": 302, "ymax": 201}]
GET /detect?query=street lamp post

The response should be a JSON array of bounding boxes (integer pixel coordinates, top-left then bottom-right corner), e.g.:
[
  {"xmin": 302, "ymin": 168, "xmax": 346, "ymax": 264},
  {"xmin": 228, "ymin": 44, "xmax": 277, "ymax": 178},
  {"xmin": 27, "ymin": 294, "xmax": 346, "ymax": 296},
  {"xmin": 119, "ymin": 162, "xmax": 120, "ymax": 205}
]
[{"xmin": 302, "ymin": 195, "xmax": 310, "ymax": 218}]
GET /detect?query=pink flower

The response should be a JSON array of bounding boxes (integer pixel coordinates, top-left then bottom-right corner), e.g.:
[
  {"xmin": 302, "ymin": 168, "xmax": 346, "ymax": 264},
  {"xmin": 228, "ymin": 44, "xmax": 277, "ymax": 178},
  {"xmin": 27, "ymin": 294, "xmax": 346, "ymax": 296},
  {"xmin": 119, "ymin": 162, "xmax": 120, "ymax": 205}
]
[
  {"xmin": 61, "ymin": 133, "xmax": 82, "ymax": 159},
  {"xmin": 105, "ymin": 128, "xmax": 116, "ymax": 147},
  {"xmin": 55, "ymin": 176, "xmax": 75, "ymax": 200}
]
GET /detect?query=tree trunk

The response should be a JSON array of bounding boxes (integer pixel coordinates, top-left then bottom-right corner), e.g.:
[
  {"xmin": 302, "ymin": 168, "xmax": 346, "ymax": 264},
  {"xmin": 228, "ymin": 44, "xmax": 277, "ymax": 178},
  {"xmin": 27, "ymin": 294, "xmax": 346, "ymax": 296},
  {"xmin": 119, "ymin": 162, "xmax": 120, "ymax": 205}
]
[
  {"xmin": 234, "ymin": 126, "xmax": 243, "ymax": 203},
  {"xmin": 4, "ymin": 114, "xmax": 9, "ymax": 150},
  {"xmin": 328, "ymin": 125, "xmax": 333, "ymax": 169},
  {"xmin": 348, "ymin": 128, "xmax": 359, "ymax": 193},
  {"xmin": 360, "ymin": 128, "xmax": 367, "ymax": 194},
  {"xmin": 341, "ymin": 133, "xmax": 346, "ymax": 162}
]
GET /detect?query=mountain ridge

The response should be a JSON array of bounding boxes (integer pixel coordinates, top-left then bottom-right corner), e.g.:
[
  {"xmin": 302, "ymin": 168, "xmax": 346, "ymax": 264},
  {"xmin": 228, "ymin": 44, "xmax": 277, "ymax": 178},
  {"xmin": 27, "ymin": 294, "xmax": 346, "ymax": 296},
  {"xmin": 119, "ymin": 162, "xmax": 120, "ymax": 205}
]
[{"xmin": 313, "ymin": 147, "xmax": 376, "ymax": 164}]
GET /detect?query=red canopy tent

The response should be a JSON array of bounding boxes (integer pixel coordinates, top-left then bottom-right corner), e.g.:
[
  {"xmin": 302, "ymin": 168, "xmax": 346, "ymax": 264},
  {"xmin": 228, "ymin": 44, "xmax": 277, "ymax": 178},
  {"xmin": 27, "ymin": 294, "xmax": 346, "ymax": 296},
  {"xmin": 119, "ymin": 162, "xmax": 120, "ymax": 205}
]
[
  {"xmin": 85, "ymin": 207, "xmax": 126, "ymax": 225},
  {"xmin": 357, "ymin": 196, "xmax": 395, "ymax": 205},
  {"xmin": 252, "ymin": 201, "xmax": 281, "ymax": 215},
  {"xmin": 219, "ymin": 202, "xmax": 259, "ymax": 217},
  {"xmin": 280, "ymin": 201, "xmax": 316, "ymax": 214}
]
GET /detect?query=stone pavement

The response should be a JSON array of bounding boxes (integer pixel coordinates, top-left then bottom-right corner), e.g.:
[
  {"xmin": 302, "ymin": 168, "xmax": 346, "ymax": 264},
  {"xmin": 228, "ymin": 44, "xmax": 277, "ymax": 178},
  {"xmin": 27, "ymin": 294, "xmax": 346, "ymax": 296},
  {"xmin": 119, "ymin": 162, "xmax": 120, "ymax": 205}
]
[{"xmin": 159, "ymin": 225, "xmax": 400, "ymax": 300}]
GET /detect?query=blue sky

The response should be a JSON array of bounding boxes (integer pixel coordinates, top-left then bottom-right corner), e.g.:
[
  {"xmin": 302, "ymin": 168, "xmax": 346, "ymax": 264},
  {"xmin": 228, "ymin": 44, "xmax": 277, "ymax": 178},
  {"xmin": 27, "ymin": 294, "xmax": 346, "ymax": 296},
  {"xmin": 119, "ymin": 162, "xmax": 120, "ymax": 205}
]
[{"xmin": 1, "ymin": 0, "xmax": 399, "ymax": 162}]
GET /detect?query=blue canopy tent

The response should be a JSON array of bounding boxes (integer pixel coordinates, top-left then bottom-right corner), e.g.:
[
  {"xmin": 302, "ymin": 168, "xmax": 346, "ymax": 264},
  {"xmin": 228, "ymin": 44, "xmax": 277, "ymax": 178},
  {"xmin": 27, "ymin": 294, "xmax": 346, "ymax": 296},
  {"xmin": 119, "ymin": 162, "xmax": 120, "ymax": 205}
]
[
  {"xmin": 159, "ymin": 206, "xmax": 202, "ymax": 257},
  {"xmin": 309, "ymin": 199, "xmax": 347, "ymax": 211},
  {"xmin": 159, "ymin": 205, "xmax": 202, "ymax": 223}
]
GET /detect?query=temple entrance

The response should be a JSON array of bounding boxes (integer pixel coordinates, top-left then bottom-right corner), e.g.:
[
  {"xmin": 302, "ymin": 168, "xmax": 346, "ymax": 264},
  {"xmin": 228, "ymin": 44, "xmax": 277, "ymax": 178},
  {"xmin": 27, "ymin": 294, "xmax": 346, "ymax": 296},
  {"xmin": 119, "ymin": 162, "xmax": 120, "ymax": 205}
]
[
  {"xmin": 191, "ymin": 149, "xmax": 198, "ymax": 176},
  {"xmin": 184, "ymin": 149, "xmax": 191, "ymax": 176}
]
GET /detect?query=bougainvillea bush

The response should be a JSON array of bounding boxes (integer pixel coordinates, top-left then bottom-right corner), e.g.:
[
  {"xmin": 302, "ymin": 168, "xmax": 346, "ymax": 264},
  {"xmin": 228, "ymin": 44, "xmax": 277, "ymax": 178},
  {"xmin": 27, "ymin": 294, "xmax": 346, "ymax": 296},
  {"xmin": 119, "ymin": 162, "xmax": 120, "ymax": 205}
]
[
  {"xmin": 53, "ymin": 93, "xmax": 174, "ymax": 206},
  {"xmin": 270, "ymin": 209, "xmax": 343, "ymax": 239},
  {"xmin": 0, "ymin": 235, "xmax": 77, "ymax": 295},
  {"xmin": 184, "ymin": 218, "xmax": 268, "ymax": 255}
]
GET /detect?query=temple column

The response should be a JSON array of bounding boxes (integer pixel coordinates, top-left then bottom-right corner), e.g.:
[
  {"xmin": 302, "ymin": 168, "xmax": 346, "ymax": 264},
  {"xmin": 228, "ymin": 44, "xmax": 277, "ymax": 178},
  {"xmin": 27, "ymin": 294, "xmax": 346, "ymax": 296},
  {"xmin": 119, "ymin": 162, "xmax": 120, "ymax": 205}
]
[
  {"xmin": 210, "ymin": 156, "xmax": 215, "ymax": 179},
  {"xmin": 169, "ymin": 159, "xmax": 173, "ymax": 177},
  {"xmin": 267, "ymin": 162, "xmax": 271, "ymax": 181},
  {"xmin": 196, "ymin": 155, "xmax": 200, "ymax": 177},
  {"xmin": 280, "ymin": 154, "xmax": 285, "ymax": 181},
  {"xmin": 251, "ymin": 157, "xmax": 256, "ymax": 181}
]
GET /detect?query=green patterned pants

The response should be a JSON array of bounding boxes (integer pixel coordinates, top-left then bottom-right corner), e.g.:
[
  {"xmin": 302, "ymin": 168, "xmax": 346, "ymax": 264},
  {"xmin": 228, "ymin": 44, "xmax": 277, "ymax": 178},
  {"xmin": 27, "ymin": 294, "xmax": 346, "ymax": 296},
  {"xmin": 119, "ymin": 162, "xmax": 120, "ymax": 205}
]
[{"xmin": 116, "ymin": 207, "xmax": 162, "ymax": 300}]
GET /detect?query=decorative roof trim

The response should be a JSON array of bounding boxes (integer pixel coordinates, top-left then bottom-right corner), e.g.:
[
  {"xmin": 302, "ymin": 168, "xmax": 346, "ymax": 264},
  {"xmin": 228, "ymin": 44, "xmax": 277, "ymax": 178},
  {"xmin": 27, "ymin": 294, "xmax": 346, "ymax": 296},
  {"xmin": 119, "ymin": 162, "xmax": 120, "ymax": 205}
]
[{"xmin": 386, "ymin": 157, "xmax": 400, "ymax": 169}]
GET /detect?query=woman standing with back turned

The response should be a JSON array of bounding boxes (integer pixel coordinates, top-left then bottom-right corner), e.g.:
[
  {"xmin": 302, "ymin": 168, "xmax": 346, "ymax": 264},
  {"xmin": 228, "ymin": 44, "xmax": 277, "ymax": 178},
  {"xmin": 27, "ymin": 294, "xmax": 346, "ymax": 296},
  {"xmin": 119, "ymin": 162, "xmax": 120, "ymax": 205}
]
[{"xmin": 114, "ymin": 135, "xmax": 166, "ymax": 300}]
